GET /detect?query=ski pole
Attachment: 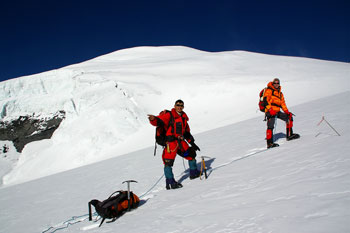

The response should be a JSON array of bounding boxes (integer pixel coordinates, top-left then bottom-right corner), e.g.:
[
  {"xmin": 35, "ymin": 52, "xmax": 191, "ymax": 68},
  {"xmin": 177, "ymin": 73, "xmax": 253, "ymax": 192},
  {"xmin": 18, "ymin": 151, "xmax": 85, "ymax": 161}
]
[
  {"xmin": 154, "ymin": 128, "xmax": 157, "ymax": 156},
  {"xmin": 182, "ymin": 158, "xmax": 186, "ymax": 172},
  {"xmin": 154, "ymin": 141, "xmax": 157, "ymax": 156},
  {"xmin": 317, "ymin": 116, "xmax": 341, "ymax": 136},
  {"xmin": 273, "ymin": 115, "xmax": 277, "ymax": 141},
  {"xmin": 88, "ymin": 202, "xmax": 92, "ymax": 221},
  {"xmin": 122, "ymin": 180, "xmax": 138, "ymax": 211}
]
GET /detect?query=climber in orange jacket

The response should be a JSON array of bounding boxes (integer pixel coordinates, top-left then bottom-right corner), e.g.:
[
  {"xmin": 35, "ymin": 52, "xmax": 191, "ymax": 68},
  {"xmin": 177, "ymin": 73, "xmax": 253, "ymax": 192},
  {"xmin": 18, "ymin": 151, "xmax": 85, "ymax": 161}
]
[{"xmin": 264, "ymin": 78, "xmax": 300, "ymax": 148}]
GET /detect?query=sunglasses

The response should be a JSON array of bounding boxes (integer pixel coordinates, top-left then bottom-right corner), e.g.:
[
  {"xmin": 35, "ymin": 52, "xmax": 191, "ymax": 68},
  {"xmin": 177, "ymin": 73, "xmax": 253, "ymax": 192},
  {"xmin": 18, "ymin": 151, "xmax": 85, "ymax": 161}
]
[
  {"xmin": 176, "ymin": 104, "xmax": 184, "ymax": 107},
  {"xmin": 273, "ymin": 82, "xmax": 280, "ymax": 85}
]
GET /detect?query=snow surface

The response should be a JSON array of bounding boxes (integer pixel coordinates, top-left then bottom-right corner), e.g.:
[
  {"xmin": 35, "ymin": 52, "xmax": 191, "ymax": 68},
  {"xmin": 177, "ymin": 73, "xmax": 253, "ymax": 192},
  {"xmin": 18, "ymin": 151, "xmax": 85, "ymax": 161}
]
[
  {"xmin": 1, "ymin": 46, "xmax": 349, "ymax": 186},
  {"xmin": 0, "ymin": 91, "xmax": 349, "ymax": 233}
]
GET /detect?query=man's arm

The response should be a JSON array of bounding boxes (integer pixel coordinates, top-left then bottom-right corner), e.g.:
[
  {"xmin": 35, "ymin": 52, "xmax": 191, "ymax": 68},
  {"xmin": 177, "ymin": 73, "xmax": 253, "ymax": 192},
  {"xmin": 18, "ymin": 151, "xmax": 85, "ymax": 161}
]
[
  {"xmin": 148, "ymin": 114, "xmax": 158, "ymax": 126},
  {"xmin": 280, "ymin": 93, "xmax": 289, "ymax": 113},
  {"xmin": 184, "ymin": 124, "xmax": 200, "ymax": 151},
  {"xmin": 148, "ymin": 111, "xmax": 170, "ymax": 127}
]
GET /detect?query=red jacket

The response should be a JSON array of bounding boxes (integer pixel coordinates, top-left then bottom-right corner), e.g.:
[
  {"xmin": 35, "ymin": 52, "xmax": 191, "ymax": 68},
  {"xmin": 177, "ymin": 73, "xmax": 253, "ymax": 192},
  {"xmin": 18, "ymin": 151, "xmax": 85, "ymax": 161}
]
[{"xmin": 150, "ymin": 108, "xmax": 193, "ymax": 142}]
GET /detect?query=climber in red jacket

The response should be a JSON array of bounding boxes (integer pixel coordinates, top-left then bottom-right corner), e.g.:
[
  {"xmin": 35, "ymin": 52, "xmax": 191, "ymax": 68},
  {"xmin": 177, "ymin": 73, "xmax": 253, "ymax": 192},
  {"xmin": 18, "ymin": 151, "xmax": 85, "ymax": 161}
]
[{"xmin": 148, "ymin": 99, "xmax": 201, "ymax": 190}]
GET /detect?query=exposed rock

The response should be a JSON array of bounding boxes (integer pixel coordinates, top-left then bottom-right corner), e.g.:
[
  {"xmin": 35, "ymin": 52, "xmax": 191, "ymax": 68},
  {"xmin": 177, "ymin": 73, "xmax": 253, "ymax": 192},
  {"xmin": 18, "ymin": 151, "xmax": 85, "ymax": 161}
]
[{"xmin": 0, "ymin": 111, "xmax": 65, "ymax": 152}]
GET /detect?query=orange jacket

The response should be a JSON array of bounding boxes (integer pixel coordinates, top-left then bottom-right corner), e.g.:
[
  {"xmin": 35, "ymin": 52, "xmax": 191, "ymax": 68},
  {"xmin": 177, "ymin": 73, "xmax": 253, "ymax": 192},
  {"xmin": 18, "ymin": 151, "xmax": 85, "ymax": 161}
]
[{"xmin": 264, "ymin": 82, "xmax": 288, "ymax": 113}]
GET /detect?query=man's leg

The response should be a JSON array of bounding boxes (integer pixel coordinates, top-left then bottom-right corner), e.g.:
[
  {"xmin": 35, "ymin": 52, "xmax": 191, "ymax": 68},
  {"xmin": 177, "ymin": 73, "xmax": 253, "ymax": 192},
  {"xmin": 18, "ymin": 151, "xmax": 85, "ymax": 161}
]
[
  {"xmin": 163, "ymin": 143, "xmax": 183, "ymax": 190},
  {"xmin": 178, "ymin": 141, "xmax": 200, "ymax": 179},
  {"xmin": 277, "ymin": 112, "xmax": 299, "ymax": 140},
  {"xmin": 266, "ymin": 113, "xmax": 278, "ymax": 148}
]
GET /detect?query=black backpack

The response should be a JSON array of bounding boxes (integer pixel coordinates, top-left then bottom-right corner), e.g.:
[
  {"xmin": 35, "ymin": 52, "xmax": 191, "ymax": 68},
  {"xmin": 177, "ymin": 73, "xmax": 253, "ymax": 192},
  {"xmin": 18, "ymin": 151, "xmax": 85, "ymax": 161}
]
[
  {"xmin": 89, "ymin": 190, "xmax": 139, "ymax": 227},
  {"xmin": 155, "ymin": 110, "xmax": 174, "ymax": 146}
]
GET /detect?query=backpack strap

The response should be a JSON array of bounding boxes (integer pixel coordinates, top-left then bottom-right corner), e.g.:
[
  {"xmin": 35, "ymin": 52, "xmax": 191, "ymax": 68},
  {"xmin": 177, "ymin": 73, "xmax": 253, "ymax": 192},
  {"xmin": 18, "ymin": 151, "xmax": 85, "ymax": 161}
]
[
  {"xmin": 112, "ymin": 191, "xmax": 128, "ymax": 214},
  {"xmin": 99, "ymin": 218, "xmax": 106, "ymax": 227},
  {"xmin": 166, "ymin": 111, "xmax": 178, "ymax": 142},
  {"xmin": 266, "ymin": 86, "xmax": 281, "ymax": 98},
  {"xmin": 108, "ymin": 190, "xmax": 123, "ymax": 199},
  {"xmin": 88, "ymin": 201, "xmax": 93, "ymax": 221},
  {"xmin": 166, "ymin": 110, "xmax": 175, "ymax": 135},
  {"xmin": 130, "ymin": 192, "xmax": 136, "ymax": 208}
]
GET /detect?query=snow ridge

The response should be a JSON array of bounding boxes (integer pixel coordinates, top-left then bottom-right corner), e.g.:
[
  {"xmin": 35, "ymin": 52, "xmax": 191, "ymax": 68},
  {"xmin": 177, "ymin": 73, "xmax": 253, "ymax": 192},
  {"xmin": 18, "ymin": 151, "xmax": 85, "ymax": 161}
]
[{"xmin": 0, "ymin": 91, "xmax": 349, "ymax": 233}]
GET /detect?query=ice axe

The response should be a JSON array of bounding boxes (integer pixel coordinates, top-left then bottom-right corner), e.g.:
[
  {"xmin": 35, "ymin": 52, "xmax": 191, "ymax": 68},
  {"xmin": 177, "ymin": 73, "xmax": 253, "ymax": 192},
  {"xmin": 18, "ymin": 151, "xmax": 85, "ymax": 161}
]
[
  {"xmin": 122, "ymin": 180, "xmax": 138, "ymax": 210},
  {"xmin": 200, "ymin": 156, "xmax": 211, "ymax": 180}
]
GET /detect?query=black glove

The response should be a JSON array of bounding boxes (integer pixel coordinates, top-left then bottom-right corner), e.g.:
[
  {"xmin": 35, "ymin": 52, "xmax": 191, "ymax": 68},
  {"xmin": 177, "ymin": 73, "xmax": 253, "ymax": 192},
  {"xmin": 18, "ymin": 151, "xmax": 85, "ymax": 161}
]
[{"xmin": 190, "ymin": 141, "xmax": 200, "ymax": 151}]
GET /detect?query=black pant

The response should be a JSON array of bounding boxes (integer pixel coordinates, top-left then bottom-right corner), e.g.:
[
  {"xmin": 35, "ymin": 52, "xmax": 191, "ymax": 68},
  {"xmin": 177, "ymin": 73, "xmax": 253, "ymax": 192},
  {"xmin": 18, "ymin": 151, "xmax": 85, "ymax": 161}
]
[
  {"xmin": 266, "ymin": 111, "xmax": 293, "ymax": 144},
  {"xmin": 266, "ymin": 111, "xmax": 290, "ymax": 129}
]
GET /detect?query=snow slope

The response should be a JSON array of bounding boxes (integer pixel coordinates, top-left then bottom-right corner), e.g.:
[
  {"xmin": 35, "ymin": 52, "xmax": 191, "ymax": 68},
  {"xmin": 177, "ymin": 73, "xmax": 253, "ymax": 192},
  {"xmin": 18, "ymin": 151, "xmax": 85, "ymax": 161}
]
[
  {"xmin": 0, "ymin": 91, "xmax": 349, "ymax": 233},
  {"xmin": 1, "ymin": 46, "xmax": 349, "ymax": 186}
]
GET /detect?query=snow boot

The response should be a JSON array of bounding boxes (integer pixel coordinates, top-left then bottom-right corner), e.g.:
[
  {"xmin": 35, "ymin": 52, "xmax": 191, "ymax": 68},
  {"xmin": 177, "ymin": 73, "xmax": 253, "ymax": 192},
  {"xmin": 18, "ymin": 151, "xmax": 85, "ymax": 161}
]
[
  {"xmin": 287, "ymin": 133, "xmax": 300, "ymax": 141},
  {"xmin": 189, "ymin": 169, "xmax": 200, "ymax": 180},
  {"xmin": 188, "ymin": 159, "xmax": 200, "ymax": 180},
  {"xmin": 286, "ymin": 128, "xmax": 300, "ymax": 141},
  {"xmin": 266, "ymin": 129, "xmax": 278, "ymax": 148},
  {"xmin": 164, "ymin": 166, "xmax": 182, "ymax": 189},
  {"xmin": 166, "ymin": 178, "xmax": 183, "ymax": 190},
  {"xmin": 267, "ymin": 142, "xmax": 279, "ymax": 149}
]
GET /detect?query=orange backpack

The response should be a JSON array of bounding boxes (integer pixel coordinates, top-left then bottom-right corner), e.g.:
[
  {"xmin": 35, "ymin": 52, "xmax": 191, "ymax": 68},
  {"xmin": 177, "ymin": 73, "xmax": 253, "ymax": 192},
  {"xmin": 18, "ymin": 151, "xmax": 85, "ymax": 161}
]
[{"xmin": 89, "ymin": 190, "xmax": 139, "ymax": 227}]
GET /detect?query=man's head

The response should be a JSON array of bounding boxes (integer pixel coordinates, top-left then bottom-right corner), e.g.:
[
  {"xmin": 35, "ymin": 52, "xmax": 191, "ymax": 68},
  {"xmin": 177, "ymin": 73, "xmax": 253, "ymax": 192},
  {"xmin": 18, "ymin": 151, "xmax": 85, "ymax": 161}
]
[
  {"xmin": 174, "ymin": 99, "xmax": 184, "ymax": 113},
  {"xmin": 272, "ymin": 78, "xmax": 280, "ymax": 88}
]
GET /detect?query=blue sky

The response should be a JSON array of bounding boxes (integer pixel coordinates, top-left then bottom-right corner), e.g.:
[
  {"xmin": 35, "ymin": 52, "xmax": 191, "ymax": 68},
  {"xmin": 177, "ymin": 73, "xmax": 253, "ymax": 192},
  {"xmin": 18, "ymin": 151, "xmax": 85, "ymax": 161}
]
[{"xmin": 1, "ymin": 0, "xmax": 349, "ymax": 82}]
